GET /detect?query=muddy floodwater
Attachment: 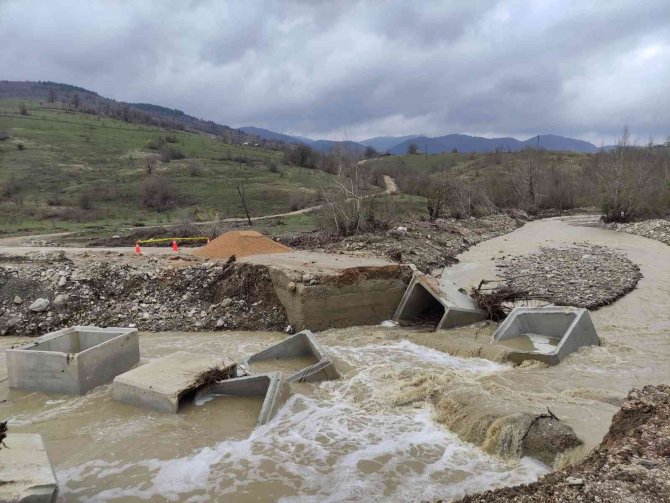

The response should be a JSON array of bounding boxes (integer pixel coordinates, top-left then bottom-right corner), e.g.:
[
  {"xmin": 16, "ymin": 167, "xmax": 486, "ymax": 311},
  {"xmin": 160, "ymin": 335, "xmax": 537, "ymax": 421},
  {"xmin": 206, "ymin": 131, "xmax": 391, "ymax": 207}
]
[{"xmin": 2, "ymin": 216, "xmax": 669, "ymax": 502}]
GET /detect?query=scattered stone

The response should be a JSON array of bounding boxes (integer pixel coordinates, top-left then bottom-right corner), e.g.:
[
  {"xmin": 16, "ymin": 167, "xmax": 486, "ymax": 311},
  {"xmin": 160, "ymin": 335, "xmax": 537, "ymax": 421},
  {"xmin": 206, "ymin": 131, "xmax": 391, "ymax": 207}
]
[
  {"xmin": 53, "ymin": 294, "xmax": 69, "ymax": 306},
  {"xmin": 287, "ymin": 281, "xmax": 296, "ymax": 291},
  {"xmin": 28, "ymin": 298, "xmax": 50, "ymax": 313},
  {"xmin": 610, "ymin": 219, "xmax": 670, "ymax": 246},
  {"xmin": 58, "ymin": 276, "xmax": 67, "ymax": 287},
  {"xmin": 13, "ymin": 296, "xmax": 22, "ymax": 305}
]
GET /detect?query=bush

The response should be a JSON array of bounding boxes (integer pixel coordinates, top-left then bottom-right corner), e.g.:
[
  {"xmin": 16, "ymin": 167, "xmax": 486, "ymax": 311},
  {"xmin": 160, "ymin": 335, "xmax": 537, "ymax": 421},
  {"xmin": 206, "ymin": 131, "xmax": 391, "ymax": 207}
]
[
  {"xmin": 288, "ymin": 191, "xmax": 315, "ymax": 211},
  {"xmin": 18, "ymin": 102, "xmax": 28, "ymax": 115},
  {"xmin": 79, "ymin": 193, "xmax": 93, "ymax": 210},
  {"xmin": 159, "ymin": 145, "xmax": 185, "ymax": 163},
  {"xmin": 16, "ymin": 143, "xmax": 24, "ymax": 151},
  {"xmin": 140, "ymin": 175, "xmax": 178, "ymax": 211},
  {"xmin": 164, "ymin": 134, "xmax": 178, "ymax": 143},
  {"xmin": 187, "ymin": 160, "xmax": 203, "ymax": 177},
  {"xmin": 268, "ymin": 163, "xmax": 279, "ymax": 173},
  {"xmin": 2, "ymin": 176, "xmax": 19, "ymax": 199}
]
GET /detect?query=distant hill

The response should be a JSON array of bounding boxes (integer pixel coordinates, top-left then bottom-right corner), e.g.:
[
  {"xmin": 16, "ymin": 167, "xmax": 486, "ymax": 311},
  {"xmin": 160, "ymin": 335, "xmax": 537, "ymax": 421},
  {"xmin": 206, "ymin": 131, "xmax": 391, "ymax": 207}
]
[
  {"xmin": 239, "ymin": 126, "xmax": 306, "ymax": 145},
  {"xmin": 0, "ymin": 80, "xmax": 277, "ymax": 147},
  {"xmin": 359, "ymin": 135, "xmax": 420, "ymax": 152},
  {"xmin": 240, "ymin": 126, "xmax": 367, "ymax": 154},
  {"xmin": 389, "ymin": 133, "xmax": 599, "ymax": 154}
]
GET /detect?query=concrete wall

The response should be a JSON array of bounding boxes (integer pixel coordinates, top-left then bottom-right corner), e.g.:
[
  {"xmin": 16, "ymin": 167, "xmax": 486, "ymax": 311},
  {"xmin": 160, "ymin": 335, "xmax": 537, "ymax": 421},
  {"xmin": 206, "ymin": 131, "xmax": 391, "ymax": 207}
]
[
  {"xmin": 269, "ymin": 266, "xmax": 410, "ymax": 331},
  {"xmin": 7, "ymin": 326, "xmax": 139, "ymax": 395}
]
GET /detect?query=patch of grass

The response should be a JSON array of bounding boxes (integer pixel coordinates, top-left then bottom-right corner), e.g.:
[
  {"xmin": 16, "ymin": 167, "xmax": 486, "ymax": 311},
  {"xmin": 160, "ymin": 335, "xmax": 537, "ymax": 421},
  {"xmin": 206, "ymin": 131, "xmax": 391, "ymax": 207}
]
[{"xmin": 0, "ymin": 99, "xmax": 342, "ymax": 236}]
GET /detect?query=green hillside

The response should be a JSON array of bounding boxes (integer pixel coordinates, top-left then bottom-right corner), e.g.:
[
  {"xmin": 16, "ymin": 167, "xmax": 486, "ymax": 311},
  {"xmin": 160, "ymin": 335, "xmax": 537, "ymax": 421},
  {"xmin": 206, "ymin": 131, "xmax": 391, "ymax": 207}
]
[{"xmin": 0, "ymin": 100, "xmax": 337, "ymax": 235}]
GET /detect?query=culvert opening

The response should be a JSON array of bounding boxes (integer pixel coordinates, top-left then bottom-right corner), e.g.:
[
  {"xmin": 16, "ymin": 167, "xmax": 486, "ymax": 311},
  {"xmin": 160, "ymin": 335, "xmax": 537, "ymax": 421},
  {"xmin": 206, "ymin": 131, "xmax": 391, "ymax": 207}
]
[{"xmin": 397, "ymin": 283, "xmax": 445, "ymax": 328}]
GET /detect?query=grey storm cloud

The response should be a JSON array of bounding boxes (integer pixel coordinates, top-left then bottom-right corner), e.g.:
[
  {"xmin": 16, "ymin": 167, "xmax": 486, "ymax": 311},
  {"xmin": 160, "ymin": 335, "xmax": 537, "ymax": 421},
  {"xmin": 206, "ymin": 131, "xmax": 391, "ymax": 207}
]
[{"xmin": 1, "ymin": 0, "xmax": 669, "ymax": 144}]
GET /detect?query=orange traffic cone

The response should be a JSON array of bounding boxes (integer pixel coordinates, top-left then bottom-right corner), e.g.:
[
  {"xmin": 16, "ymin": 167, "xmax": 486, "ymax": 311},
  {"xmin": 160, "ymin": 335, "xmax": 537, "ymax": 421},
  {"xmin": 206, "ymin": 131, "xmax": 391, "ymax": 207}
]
[
  {"xmin": 135, "ymin": 242, "xmax": 141, "ymax": 254},
  {"xmin": 172, "ymin": 240, "xmax": 179, "ymax": 252}
]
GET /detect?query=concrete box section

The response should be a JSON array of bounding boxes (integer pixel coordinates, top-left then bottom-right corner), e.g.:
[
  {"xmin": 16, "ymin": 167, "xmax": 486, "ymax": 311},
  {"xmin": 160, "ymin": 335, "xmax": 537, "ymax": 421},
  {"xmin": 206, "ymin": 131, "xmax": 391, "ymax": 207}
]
[
  {"xmin": 0, "ymin": 433, "xmax": 58, "ymax": 502},
  {"xmin": 492, "ymin": 307, "xmax": 600, "ymax": 365},
  {"xmin": 241, "ymin": 252, "xmax": 412, "ymax": 331},
  {"xmin": 247, "ymin": 330, "xmax": 339, "ymax": 383},
  {"xmin": 6, "ymin": 326, "xmax": 139, "ymax": 395},
  {"xmin": 112, "ymin": 351, "xmax": 236, "ymax": 413},
  {"xmin": 393, "ymin": 273, "xmax": 487, "ymax": 330},
  {"xmin": 195, "ymin": 373, "xmax": 291, "ymax": 425}
]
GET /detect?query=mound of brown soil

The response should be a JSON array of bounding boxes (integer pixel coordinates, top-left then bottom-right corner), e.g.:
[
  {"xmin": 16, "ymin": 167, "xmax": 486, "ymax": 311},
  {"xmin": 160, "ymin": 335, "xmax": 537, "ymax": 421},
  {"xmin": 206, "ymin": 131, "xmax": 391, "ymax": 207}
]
[{"xmin": 193, "ymin": 230, "xmax": 291, "ymax": 259}]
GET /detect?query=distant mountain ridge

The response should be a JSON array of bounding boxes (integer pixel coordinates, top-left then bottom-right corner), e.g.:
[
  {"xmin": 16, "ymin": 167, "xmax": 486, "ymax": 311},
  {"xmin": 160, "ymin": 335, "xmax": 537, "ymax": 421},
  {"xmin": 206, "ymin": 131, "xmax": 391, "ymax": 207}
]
[{"xmin": 243, "ymin": 127, "xmax": 600, "ymax": 154}]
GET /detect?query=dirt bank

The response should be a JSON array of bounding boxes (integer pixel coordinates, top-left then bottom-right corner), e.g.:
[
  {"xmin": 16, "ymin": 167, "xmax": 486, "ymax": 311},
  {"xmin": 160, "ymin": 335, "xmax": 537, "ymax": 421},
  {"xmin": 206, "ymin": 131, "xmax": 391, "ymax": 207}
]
[
  {"xmin": 496, "ymin": 244, "xmax": 642, "ymax": 309},
  {"xmin": 0, "ymin": 252, "xmax": 287, "ymax": 335},
  {"xmin": 454, "ymin": 385, "xmax": 670, "ymax": 503},
  {"xmin": 283, "ymin": 213, "xmax": 526, "ymax": 272}
]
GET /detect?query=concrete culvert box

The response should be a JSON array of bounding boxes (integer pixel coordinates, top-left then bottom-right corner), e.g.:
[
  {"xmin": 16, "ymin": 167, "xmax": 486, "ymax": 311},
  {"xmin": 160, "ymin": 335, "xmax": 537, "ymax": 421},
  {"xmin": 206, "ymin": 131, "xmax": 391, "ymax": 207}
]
[
  {"xmin": 246, "ymin": 330, "xmax": 339, "ymax": 383},
  {"xmin": 194, "ymin": 373, "xmax": 291, "ymax": 425},
  {"xmin": 112, "ymin": 351, "xmax": 236, "ymax": 413},
  {"xmin": 393, "ymin": 273, "xmax": 486, "ymax": 330},
  {"xmin": 492, "ymin": 307, "xmax": 600, "ymax": 365},
  {"xmin": 0, "ymin": 433, "xmax": 59, "ymax": 503},
  {"xmin": 6, "ymin": 326, "xmax": 139, "ymax": 395}
]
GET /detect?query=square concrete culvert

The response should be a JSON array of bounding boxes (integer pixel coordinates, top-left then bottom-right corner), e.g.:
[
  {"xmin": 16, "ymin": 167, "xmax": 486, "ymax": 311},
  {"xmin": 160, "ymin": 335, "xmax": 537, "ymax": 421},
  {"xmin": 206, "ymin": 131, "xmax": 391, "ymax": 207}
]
[
  {"xmin": 194, "ymin": 372, "xmax": 292, "ymax": 425},
  {"xmin": 112, "ymin": 351, "xmax": 236, "ymax": 413},
  {"xmin": 492, "ymin": 306, "xmax": 600, "ymax": 365},
  {"xmin": 393, "ymin": 273, "xmax": 487, "ymax": 330},
  {"xmin": 246, "ymin": 330, "xmax": 339, "ymax": 383},
  {"xmin": 0, "ymin": 433, "xmax": 59, "ymax": 503},
  {"xmin": 6, "ymin": 326, "xmax": 139, "ymax": 395}
]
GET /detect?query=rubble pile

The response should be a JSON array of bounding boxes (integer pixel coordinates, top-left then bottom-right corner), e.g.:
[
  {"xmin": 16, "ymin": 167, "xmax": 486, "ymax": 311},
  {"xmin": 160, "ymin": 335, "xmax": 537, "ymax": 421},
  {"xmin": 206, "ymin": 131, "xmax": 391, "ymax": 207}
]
[
  {"xmin": 497, "ymin": 244, "xmax": 642, "ymax": 309},
  {"xmin": 0, "ymin": 253, "xmax": 287, "ymax": 336},
  {"xmin": 283, "ymin": 213, "xmax": 526, "ymax": 272},
  {"xmin": 455, "ymin": 385, "xmax": 670, "ymax": 503},
  {"xmin": 611, "ymin": 219, "xmax": 670, "ymax": 246}
]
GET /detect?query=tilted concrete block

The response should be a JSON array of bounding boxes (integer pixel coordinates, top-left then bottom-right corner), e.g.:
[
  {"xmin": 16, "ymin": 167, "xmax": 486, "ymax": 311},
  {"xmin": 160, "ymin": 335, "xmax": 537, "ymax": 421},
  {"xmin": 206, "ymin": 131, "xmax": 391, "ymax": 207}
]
[
  {"xmin": 194, "ymin": 372, "xmax": 292, "ymax": 425},
  {"xmin": 0, "ymin": 433, "xmax": 58, "ymax": 503},
  {"xmin": 246, "ymin": 330, "xmax": 339, "ymax": 383},
  {"xmin": 393, "ymin": 273, "xmax": 486, "ymax": 330},
  {"xmin": 492, "ymin": 306, "xmax": 600, "ymax": 365},
  {"xmin": 6, "ymin": 326, "xmax": 139, "ymax": 395},
  {"xmin": 112, "ymin": 351, "xmax": 236, "ymax": 413}
]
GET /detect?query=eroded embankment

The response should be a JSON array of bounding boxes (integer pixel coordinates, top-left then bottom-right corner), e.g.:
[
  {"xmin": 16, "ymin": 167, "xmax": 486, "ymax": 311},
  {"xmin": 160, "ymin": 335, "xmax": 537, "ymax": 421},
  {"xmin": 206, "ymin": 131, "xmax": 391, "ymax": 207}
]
[
  {"xmin": 0, "ymin": 253, "xmax": 288, "ymax": 334},
  {"xmin": 455, "ymin": 385, "xmax": 670, "ymax": 503}
]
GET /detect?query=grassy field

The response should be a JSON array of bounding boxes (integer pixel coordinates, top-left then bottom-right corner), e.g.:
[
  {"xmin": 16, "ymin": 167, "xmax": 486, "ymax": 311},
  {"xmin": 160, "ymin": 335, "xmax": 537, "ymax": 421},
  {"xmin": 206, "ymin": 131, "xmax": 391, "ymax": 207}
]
[{"xmin": 0, "ymin": 99, "xmax": 340, "ymax": 235}]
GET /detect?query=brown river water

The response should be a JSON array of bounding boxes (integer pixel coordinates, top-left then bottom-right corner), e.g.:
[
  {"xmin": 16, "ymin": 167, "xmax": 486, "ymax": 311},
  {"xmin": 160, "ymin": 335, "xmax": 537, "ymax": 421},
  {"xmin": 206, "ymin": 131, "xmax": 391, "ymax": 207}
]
[{"xmin": 1, "ymin": 216, "xmax": 669, "ymax": 502}]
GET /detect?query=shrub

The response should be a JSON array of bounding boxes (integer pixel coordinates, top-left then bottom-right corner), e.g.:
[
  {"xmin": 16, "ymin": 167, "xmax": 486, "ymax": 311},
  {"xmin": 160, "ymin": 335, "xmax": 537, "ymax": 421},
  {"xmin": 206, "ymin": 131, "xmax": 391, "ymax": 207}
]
[
  {"xmin": 18, "ymin": 102, "xmax": 28, "ymax": 115},
  {"xmin": 140, "ymin": 175, "xmax": 178, "ymax": 211},
  {"xmin": 268, "ymin": 163, "xmax": 279, "ymax": 173},
  {"xmin": 16, "ymin": 143, "xmax": 25, "ymax": 151},
  {"xmin": 187, "ymin": 160, "xmax": 203, "ymax": 177},
  {"xmin": 159, "ymin": 145, "xmax": 185, "ymax": 163},
  {"xmin": 79, "ymin": 193, "xmax": 93, "ymax": 210},
  {"xmin": 164, "ymin": 134, "xmax": 178, "ymax": 143}
]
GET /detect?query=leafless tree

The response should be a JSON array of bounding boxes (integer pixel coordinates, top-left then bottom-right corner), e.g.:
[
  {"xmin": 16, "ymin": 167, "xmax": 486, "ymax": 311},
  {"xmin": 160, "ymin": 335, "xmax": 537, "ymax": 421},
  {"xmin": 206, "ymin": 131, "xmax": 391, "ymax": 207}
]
[
  {"xmin": 48, "ymin": 88, "xmax": 57, "ymax": 103},
  {"xmin": 407, "ymin": 143, "xmax": 419, "ymax": 155},
  {"xmin": 71, "ymin": 93, "xmax": 80, "ymax": 109},
  {"xmin": 423, "ymin": 173, "xmax": 452, "ymax": 220}
]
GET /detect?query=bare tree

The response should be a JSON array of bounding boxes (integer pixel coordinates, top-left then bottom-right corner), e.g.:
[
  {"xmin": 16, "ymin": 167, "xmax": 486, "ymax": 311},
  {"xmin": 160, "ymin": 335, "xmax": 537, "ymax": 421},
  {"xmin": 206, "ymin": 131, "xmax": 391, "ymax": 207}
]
[
  {"xmin": 407, "ymin": 143, "xmax": 419, "ymax": 155},
  {"xmin": 18, "ymin": 102, "xmax": 28, "ymax": 115},
  {"xmin": 48, "ymin": 88, "xmax": 57, "ymax": 103},
  {"xmin": 423, "ymin": 173, "xmax": 452, "ymax": 221},
  {"xmin": 71, "ymin": 93, "xmax": 80, "ymax": 109},
  {"xmin": 321, "ymin": 150, "xmax": 368, "ymax": 235},
  {"xmin": 145, "ymin": 154, "xmax": 160, "ymax": 175}
]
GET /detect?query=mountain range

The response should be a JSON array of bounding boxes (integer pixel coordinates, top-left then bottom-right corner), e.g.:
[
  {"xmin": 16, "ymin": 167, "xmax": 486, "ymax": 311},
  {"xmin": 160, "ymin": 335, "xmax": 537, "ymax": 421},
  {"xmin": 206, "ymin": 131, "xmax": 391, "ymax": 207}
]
[
  {"xmin": 2, "ymin": 81, "xmax": 601, "ymax": 155},
  {"xmin": 241, "ymin": 127, "xmax": 600, "ymax": 154}
]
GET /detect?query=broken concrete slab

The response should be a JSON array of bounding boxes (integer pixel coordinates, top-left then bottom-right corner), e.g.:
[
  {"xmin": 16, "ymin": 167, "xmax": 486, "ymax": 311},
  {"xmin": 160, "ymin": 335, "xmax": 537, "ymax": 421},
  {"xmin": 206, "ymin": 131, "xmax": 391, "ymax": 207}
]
[
  {"xmin": 492, "ymin": 306, "xmax": 600, "ymax": 365},
  {"xmin": 393, "ymin": 273, "xmax": 487, "ymax": 330},
  {"xmin": 241, "ymin": 252, "xmax": 412, "ymax": 331},
  {"xmin": 6, "ymin": 326, "xmax": 139, "ymax": 395},
  {"xmin": 0, "ymin": 433, "xmax": 58, "ymax": 502},
  {"xmin": 246, "ymin": 330, "xmax": 339, "ymax": 383},
  {"xmin": 195, "ymin": 372, "xmax": 291, "ymax": 425},
  {"xmin": 112, "ymin": 351, "xmax": 236, "ymax": 413}
]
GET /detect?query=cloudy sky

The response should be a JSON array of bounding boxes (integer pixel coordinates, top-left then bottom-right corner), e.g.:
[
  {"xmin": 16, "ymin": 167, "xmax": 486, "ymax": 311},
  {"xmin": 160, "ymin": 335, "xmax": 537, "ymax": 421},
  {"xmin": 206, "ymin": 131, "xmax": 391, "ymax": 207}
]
[{"xmin": 1, "ymin": 0, "xmax": 668, "ymax": 144}]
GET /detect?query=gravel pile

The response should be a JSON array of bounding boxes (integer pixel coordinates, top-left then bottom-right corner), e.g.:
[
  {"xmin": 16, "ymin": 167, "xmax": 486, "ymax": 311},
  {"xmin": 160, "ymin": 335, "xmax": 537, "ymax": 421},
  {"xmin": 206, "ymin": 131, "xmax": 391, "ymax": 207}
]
[
  {"xmin": 0, "ymin": 253, "xmax": 287, "ymax": 336},
  {"xmin": 455, "ymin": 385, "xmax": 670, "ymax": 503},
  {"xmin": 611, "ymin": 219, "xmax": 670, "ymax": 246},
  {"xmin": 497, "ymin": 244, "xmax": 642, "ymax": 309},
  {"xmin": 283, "ymin": 213, "xmax": 526, "ymax": 272}
]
